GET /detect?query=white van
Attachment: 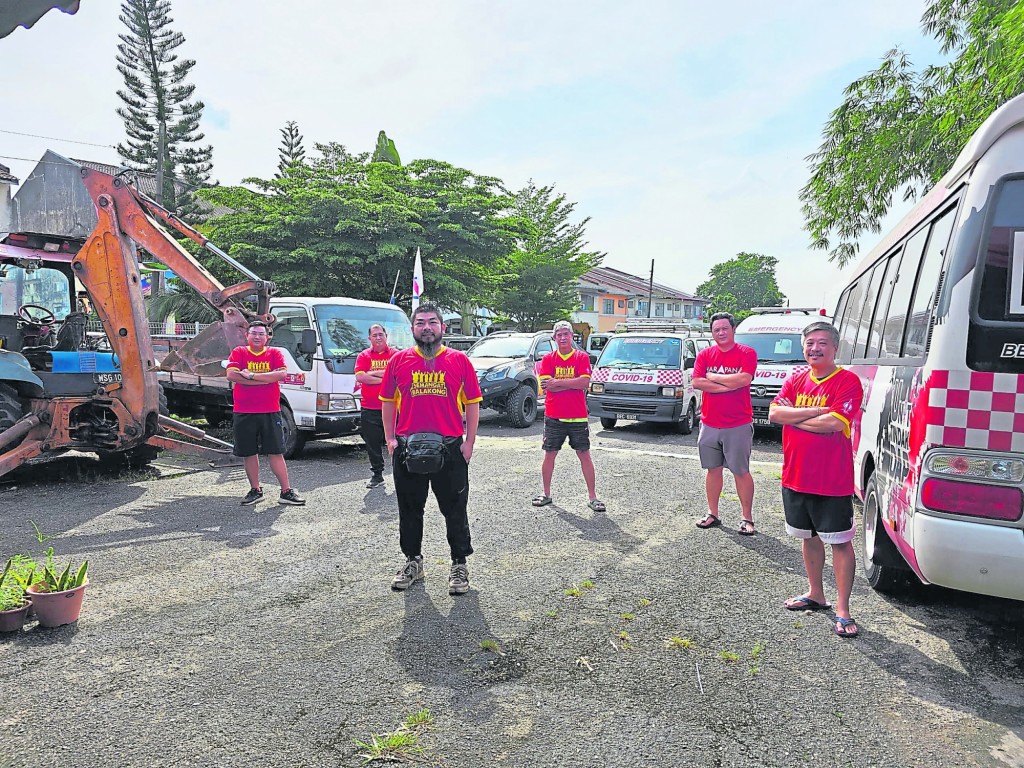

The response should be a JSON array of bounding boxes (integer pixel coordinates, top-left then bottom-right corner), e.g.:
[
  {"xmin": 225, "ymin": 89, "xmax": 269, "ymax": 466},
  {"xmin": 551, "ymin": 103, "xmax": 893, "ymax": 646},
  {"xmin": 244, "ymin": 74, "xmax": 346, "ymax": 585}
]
[
  {"xmin": 734, "ymin": 308, "xmax": 830, "ymax": 427},
  {"xmin": 587, "ymin": 323, "xmax": 710, "ymax": 434}
]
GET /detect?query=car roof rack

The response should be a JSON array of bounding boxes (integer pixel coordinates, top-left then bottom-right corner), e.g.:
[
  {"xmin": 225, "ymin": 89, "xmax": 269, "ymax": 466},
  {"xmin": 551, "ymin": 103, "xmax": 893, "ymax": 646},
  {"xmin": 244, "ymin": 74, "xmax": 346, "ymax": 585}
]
[{"xmin": 748, "ymin": 307, "xmax": 824, "ymax": 315}]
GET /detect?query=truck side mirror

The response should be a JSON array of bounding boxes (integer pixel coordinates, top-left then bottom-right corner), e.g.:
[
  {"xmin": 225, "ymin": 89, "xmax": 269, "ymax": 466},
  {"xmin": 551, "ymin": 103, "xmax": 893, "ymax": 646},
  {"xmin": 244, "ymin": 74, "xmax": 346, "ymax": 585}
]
[
  {"xmin": 589, "ymin": 353, "xmax": 598, "ymax": 365},
  {"xmin": 684, "ymin": 357, "xmax": 695, "ymax": 370},
  {"xmin": 298, "ymin": 328, "xmax": 317, "ymax": 355}
]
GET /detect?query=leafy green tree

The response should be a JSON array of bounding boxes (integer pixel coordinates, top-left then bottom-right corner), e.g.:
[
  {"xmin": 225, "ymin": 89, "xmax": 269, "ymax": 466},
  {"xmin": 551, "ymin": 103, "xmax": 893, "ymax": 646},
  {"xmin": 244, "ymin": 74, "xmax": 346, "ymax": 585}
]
[
  {"xmin": 695, "ymin": 253, "xmax": 785, "ymax": 319},
  {"xmin": 486, "ymin": 182, "xmax": 604, "ymax": 331},
  {"xmin": 801, "ymin": 0, "xmax": 1024, "ymax": 266},
  {"xmin": 146, "ymin": 277, "xmax": 219, "ymax": 324},
  {"xmin": 197, "ymin": 143, "xmax": 518, "ymax": 310},
  {"xmin": 275, "ymin": 121, "xmax": 306, "ymax": 178},
  {"xmin": 371, "ymin": 130, "xmax": 401, "ymax": 166},
  {"xmin": 115, "ymin": 0, "xmax": 213, "ymax": 213}
]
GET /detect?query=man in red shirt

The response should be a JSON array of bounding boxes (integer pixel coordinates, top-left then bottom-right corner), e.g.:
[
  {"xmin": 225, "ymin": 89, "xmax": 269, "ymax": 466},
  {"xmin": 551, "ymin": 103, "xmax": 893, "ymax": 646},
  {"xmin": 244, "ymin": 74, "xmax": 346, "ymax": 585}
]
[
  {"xmin": 532, "ymin": 321, "xmax": 603, "ymax": 511},
  {"xmin": 693, "ymin": 312, "xmax": 758, "ymax": 534},
  {"xmin": 354, "ymin": 324, "xmax": 397, "ymax": 489},
  {"xmin": 226, "ymin": 321, "xmax": 305, "ymax": 507},
  {"xmin": 380, "ymin": 302, "xmax": 482, "ymax": 596},
  {"xmin": 769, "ymin": 321, "xmax": 863, "ymax": 638}
]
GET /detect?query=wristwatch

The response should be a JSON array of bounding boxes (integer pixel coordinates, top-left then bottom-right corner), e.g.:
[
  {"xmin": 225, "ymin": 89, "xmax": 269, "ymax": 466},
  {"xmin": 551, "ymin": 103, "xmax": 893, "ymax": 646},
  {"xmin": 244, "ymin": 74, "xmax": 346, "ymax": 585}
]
[{"xmin": 248, "ymin": 371, "xmax": 256, "ymax": 381}]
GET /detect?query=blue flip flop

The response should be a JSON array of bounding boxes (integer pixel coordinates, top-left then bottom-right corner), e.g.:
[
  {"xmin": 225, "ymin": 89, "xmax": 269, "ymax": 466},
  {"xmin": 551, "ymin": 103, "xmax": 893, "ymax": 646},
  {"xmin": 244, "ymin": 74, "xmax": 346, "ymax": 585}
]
[{"xmin": 784, "ymin": 595, "xmax": 832, "ymax": 611}]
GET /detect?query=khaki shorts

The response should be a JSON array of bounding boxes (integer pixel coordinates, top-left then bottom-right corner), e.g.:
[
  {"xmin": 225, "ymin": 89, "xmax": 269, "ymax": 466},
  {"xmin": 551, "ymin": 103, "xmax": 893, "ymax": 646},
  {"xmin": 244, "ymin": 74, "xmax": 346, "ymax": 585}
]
[{"xmin": 697, "ymin": 423, "xmax": 753, "ymax": 476}]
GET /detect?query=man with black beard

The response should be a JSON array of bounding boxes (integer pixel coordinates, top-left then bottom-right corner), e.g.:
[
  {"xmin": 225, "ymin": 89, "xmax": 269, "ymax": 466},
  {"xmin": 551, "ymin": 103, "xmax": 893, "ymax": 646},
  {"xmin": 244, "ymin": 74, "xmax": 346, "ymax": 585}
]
[{"xmin": 380, "ymin": 302, "xmax": 482, "ymax": 595}]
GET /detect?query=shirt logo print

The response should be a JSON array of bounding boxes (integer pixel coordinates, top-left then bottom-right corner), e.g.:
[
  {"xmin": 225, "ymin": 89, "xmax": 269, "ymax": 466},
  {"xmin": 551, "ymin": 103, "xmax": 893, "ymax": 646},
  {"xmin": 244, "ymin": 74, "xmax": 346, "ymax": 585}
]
[{"xmin": 411, "ymin": 370, "xmax": 447, "ymax": 397}]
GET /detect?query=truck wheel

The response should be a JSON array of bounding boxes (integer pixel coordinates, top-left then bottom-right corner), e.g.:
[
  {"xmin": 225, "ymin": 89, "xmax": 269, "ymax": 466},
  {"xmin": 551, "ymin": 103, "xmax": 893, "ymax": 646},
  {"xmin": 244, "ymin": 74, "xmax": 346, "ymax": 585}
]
[
  {"xmin": 600, "ymin": 417, "xmax": 616, "ymax": 430},
  {"xmin": 280, "ymin": 406, "xmax": 307, "ymax": 459},
  {"xmin": 675, "ymin": 401, "xmax": 696, "ymax": 435},
  {"xmin": 0, "ymin": 383, "xmax": 25, "ymax": 449},
  {"xmin": 506, "ymin": 384, "xmax": 537, "ymax": 428},
  {"xmin": 863, "ymin": 475, "xmax": 906, "ymax": 593}
]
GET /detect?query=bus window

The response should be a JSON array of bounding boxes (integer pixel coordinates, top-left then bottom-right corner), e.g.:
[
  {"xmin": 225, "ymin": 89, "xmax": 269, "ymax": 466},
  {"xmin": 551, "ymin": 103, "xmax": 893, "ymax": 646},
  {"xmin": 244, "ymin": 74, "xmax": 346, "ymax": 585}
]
[
  {"xmin": 853, "ymin": 259, "xmax": 887, "ymax": 358},
  {"xmin": 904, "ymin": 207, "xmax": 957, "ymax": 357},
  {"xmin": 881, "ymin": 226, "xmax": 927, "ymax": 358},
  {"xmin": 977, "ymin": 178, "xmax": 1024, "ymax": 321},
  {"xmin": 865, "ymin": 251, "xmax": 899, "ymax": 359},
  {"xmin": 837, "ymin": 280, "xmax": 865, "ymax": 362}
]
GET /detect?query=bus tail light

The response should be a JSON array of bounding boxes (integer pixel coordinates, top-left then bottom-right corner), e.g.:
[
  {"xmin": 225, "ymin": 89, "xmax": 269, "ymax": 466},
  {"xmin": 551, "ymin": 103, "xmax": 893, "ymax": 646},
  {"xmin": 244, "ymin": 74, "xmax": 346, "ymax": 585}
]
[{"xmin": 920, "ymin": 477, "xmax": 1023, "ymax": 521}]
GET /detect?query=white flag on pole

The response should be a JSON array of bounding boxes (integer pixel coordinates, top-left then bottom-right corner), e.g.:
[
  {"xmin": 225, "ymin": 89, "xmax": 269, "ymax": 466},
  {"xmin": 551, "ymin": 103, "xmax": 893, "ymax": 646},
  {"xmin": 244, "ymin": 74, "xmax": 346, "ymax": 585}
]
[{"xmin": 412, "ymin": 248, "xmax": 423, "ymax": 312}]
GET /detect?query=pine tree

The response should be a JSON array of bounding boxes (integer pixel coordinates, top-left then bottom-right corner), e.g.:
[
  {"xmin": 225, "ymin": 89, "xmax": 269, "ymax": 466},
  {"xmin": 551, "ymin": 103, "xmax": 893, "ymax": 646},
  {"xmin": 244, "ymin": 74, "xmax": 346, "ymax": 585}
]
[
  {"xmin": 275, "ymin": 121, "xmax": 306, "ymax": 178},
  {"xmin": 115, "ymin": 0, "xmax": 213, "ymax": 212}
]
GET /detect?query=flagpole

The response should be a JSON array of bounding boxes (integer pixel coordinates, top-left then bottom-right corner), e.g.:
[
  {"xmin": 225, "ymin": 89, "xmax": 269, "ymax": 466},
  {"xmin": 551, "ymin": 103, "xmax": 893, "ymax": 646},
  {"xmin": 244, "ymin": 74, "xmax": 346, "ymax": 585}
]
[
  {"xmin": 412, "ymin": 248, "xmax": 423, "ymax": 312},
  {"xmin": 389, "ymin": 270, "xmax": 401, "ymax": 304}
]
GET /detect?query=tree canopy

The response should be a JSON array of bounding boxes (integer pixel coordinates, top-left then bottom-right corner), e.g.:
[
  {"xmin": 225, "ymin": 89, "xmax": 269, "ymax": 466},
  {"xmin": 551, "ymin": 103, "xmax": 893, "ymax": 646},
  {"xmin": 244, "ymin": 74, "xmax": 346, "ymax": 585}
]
[
  {"xmin": 275, "ymin": 121, "xmax": 306, "ymax": 179},
  {"xmin": 486, "ymin": 181, "xmax": 604, "ymax": 331},
  {"xmin": 801, "ymin": 0, "xmax": 1024, "ymax": 266},
  {"xmin": 695, "ymin": 252, "xmax": 785, "ymax": 319},
  {"xmin": 197, "ymin": 143, "xmax": 520, "ymax": 311}
]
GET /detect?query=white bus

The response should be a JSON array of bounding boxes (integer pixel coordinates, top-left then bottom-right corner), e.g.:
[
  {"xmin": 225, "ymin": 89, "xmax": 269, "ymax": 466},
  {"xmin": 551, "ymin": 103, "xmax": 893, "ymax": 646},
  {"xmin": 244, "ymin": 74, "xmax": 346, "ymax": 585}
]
[{"xmin": 834, "ymin": 94, "xmax": 1024, "ymax": 602}]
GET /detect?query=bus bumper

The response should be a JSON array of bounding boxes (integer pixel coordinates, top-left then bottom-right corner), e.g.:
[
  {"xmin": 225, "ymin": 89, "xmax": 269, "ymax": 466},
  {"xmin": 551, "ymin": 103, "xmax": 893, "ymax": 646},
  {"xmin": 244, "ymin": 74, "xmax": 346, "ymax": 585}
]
[{"xmin": 914, "ymin": 512, "xmax": 1024, "ymax": 600}]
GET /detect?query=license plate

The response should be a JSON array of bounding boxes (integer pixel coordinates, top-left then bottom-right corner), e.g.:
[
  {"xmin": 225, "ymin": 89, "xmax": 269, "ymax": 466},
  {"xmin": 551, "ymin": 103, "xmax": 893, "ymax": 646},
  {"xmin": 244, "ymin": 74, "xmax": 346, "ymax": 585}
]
[
  {"xmin": 95, "ymin": 372, "xmax": 123, "ymax": 385},
  {"xmin": 753, "ymin": 417, "xmax": 771, "ymax": 426},
  {"xmin": 616, "ymin": 413, "xmax": 640, "ymax": 421}
]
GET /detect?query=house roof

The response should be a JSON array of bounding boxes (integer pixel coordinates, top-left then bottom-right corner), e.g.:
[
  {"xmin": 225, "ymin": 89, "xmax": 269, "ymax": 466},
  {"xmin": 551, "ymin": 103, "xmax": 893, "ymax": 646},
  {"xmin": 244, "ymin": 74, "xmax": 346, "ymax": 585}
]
[
  {"xmin": 0, "ymin": 164, "xmax": 17, "ymax": 184},
  {"xmin": 579, "ymin": 266, "xmax": 705, "ymax": 302}
]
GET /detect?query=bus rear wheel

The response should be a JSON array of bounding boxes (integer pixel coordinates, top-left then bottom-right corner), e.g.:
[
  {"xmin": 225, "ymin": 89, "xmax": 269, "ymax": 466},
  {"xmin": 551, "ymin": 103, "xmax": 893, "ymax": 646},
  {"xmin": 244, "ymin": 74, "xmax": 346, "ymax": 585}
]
[{"xmin": 863, "ymin": 475, "xmax": 907, "ymax": 593}]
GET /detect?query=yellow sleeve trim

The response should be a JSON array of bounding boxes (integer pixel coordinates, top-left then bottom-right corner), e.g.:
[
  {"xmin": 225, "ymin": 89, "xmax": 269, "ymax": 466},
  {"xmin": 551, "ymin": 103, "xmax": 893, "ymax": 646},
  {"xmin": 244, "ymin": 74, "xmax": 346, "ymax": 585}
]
[{"xmin": 463, "ymin": 396, "xmax": 483, "ymax": 404}]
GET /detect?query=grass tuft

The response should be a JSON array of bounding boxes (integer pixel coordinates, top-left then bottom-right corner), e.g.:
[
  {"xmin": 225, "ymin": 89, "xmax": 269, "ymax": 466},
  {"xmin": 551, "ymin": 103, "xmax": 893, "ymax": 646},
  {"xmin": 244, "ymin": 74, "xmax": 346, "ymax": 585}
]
[{"xmin": 665, "ymin": 636, "xmax": 693, "ymax": 650}]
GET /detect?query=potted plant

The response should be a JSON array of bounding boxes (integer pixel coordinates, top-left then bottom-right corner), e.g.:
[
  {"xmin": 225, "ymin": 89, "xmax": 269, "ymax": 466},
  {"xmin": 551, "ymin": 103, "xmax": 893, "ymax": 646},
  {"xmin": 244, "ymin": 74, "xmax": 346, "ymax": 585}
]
[
  {"xmin": 0, "ymin": 555, "xmax": 37, "ymax": 632},
  {"xmin": 25, "ymin": 547, "xmax": 88, "ymax": 628}
]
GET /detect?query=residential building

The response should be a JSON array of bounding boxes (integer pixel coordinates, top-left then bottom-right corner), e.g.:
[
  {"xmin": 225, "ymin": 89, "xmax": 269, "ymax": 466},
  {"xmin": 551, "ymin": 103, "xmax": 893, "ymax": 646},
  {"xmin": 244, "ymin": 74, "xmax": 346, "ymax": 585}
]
[
  {"xmin": 0, "ymin": 163, "xmax": 17, "ymax": 234},
  {"xmin": 574, "ymin": 266, "xmax": 707, "ymax": 332}
]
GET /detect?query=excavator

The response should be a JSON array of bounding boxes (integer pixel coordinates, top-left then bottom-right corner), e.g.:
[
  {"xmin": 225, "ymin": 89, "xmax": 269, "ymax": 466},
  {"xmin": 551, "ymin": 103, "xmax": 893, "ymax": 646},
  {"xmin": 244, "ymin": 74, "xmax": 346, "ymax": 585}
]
[{"xmin": 0, "ymin": 160, "xmax": 276, "ymax": 477}]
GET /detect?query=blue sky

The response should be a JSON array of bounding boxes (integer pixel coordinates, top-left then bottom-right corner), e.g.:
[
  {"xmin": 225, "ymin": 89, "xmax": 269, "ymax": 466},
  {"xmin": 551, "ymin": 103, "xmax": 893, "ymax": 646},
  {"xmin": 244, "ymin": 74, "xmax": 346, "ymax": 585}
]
[{"xmin": 0, "ymin": 1, "xmax": 943, "ymax": 310}]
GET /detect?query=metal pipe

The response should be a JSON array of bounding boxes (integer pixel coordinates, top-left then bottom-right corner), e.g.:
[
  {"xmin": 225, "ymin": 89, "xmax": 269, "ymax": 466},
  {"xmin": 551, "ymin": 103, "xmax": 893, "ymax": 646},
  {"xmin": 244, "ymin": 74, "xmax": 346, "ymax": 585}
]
[
  {"xmin": 0, "ymin": 414, "xmax": 42, "ymax": 453},
  {"xmin": 202, "ymin": 242, "xmax": 261, "ymax": 282}
]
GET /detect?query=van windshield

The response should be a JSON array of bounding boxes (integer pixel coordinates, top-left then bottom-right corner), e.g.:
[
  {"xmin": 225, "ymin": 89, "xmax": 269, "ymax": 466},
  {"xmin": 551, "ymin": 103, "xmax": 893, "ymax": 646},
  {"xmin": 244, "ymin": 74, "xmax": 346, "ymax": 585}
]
[
  {"xmin": 598, "ymin": 336, "xmax": 681, "ymax": 369},
  {"xmin": 313, "ymin": 304, "xmax": 414, "ymax": 357},
  {"xmin": 735, "ymin": 333, "xmax": 806, "ymax": 363}
]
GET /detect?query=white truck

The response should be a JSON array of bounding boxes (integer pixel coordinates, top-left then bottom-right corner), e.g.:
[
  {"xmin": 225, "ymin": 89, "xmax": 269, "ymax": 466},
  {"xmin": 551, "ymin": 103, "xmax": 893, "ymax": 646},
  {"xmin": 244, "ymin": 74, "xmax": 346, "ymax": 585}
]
[
  {"xmin": 159, "ymin": 297, "xmax": 413, "ymax": 457},
  {"xmin": 733, "ymin": 307, "xmax": 831, "ymax": 428}
]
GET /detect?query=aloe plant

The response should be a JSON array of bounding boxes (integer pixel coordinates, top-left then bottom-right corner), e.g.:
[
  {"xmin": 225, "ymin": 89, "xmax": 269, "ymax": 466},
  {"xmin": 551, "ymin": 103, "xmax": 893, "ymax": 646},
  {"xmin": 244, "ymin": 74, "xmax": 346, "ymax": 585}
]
[{"xmin": 30, "ymin": 547, "xmax": 87, "ymax": 593}]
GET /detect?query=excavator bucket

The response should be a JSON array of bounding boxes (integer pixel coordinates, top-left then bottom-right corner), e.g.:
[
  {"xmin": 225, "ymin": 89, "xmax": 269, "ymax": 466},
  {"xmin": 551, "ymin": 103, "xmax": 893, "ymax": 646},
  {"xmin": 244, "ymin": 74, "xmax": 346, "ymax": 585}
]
[{"xmin": 160, "ymin": 321, "xmax": 247, "ymax": 377}]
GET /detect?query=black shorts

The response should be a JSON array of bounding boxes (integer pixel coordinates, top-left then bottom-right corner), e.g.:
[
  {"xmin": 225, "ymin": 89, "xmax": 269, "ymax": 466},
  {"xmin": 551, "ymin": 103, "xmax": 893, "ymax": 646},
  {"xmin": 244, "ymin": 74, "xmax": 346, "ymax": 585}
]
[
  {"xmin": 782, "ymin": 487, "xmax": 856, "ymax": 544},
  {"xmin": 233, "ymin": 411, "xmax": 285, "ymax": 457},
  {"xmin": 542, "ymin": 417, "xmax": 591, "ymax": 452}
]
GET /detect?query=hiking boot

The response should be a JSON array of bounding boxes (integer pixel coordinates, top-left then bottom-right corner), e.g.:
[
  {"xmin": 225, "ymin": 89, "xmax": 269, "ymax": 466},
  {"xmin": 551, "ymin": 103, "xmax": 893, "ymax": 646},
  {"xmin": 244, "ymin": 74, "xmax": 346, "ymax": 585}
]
[
  {"xmin": 279, "ymin": 488, "xmax": 306, "ymax": 506},
  {"xmin": 366, "ymin": 473, "xmax": 385, "ymax": 489},
  {"xmin": 391, "ymin": 558, "xmax": 424, "ymax": 590},
  {"xmin": 448, "ymin": 562, "xmax": 470, "ymax": 595},
  {"xmin": 241, "ymin": 487, "xmax": 264, "ymax": 506}
]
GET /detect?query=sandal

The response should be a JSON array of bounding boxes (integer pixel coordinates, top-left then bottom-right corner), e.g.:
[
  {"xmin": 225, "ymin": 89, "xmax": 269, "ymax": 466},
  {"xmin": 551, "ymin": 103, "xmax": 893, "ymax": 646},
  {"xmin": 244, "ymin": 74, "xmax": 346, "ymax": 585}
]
[
  {"xmin": 532, "ymin": 494, "xmax": 553, "ymax": 507},
  {"xmin": 834, "ymin": 616, "xmax": 859, "ymax": 638},
  {"xmin": 737, "ymin": 520, "xmax": 756, "ymax": 536},
  {"xmin": 784, "ymin": 595, "xmax": 831, "ymax": 611},
  {"xmin": 587, "ymin": 499, "xmax": 606, "ymax": 512},
  {"xmin": 695, "ymin": 513, "xmax": 721, "ymax": 529}
]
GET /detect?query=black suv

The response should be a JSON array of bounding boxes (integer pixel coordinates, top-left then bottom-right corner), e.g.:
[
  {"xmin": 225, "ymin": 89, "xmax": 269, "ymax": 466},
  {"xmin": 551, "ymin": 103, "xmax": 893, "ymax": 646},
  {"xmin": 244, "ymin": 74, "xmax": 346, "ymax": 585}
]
[{"xmin": 466, "ymin": 331, "xmax": 556, "ymax": 427}]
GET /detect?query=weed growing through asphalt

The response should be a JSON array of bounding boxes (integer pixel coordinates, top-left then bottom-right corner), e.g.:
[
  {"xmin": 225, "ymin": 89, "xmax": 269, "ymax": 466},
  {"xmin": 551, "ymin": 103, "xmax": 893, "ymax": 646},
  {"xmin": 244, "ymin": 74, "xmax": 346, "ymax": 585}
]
[
  {"xmin": 581, "ymin": 579, "xmax": 595, "ymax": 589},
  {"xmin": 749, "ymin": 666, "xmax": 761, "ymax": 676},
  {"xmin": 479, "ymin": 639, "xmax": 504, "ymax": 656},
  {"xmin": 353, "ymin": 709, "xmax": 432, "ymax": 764},
  {"xmin": 620, "ymin": 612, "xmax": 635, "ymax": 622},
  {"xmin": 793, "ymin": 621, "xmax": 804, "ymax": 629},
  {"xmin": 665, "ymin": 636, "xmax": 693, "ymax": 650},
  {"xmin": 638, "ymin": 598, "xmax": 652, "ymax": 607},
  {"xmin": 721, "ymin": 492, "xmax": 739, "ymax": 502},
  {"xmin": 719, "ymin": 651, "xmax": 741, "ymax": 663},
  {"xmin": 564, "ymin": 585, "xmax": 583, "ymax": 598},
  {"xmin": 751, "ymin": 642, "xmax": 766, "ymax": 660},
  {"xmin": 545, "ymin": 610, "xmax": 558, "ymax": 617},
  {"xmin": 616, "ymin": 631, "xmax": 634, "ymax": 650}
]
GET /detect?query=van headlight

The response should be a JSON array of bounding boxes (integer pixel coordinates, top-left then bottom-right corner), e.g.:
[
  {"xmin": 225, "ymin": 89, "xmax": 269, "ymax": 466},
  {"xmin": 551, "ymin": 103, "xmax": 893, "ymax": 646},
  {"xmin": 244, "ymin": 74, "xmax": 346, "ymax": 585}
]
[
  {"xmin": 590, "ymin": 382, "xmax": 605, "ymax": 394},
  {"xmin": 660, "ymin": 386, "xmax": 677, "ymax": 397}
]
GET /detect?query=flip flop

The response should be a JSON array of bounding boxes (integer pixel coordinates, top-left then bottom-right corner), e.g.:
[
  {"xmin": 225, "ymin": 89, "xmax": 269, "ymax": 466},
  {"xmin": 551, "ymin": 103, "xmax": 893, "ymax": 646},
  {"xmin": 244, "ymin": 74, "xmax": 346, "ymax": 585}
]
[
  {"xmin": 695, "ymin": 514, "xmax": 721, "ymax": 529},
  {"xmin": 587, "ymin": 499, "xmax": 606, "ymax": 512},
  {"xmin": 532, "ymin": 495, "xmax": 553, "ymax": 507},
  {"xmin": 784, "ymin": 595, "xmax": 831, "ymax": 611},
  {"xmin": 737, "ymin": 520, "xmax": 756, "ymax": 536},
  {"xmin": 834, "ymin": 616, "xmax": 859, "ymax": 638}
]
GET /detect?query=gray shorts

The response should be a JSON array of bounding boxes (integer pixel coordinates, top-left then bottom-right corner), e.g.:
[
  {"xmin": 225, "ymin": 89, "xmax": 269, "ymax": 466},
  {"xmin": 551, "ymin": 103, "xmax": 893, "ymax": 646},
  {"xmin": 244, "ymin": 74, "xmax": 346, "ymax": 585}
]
[{"xmin": 697, "ymin": 423, "xmax": 753, "ymax": 476}]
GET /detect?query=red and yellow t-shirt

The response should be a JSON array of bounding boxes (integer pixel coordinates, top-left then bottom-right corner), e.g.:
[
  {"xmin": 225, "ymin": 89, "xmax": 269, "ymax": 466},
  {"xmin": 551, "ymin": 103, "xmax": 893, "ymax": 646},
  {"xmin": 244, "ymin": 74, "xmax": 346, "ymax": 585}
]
[
  {"xmin": 537, "ymin": 348, "xmax": 591, "ymax": 420},
  {"xmin": 693, "ymin": 343, "xmax": 757, "ymax": 429},
  {"xmin": 227, "ymin": 345, "xmax": 286, "ymax": 414},
  {"xmin": 354, "ymin": 346, "xmax": 396, "ymax": 411},
  {"xmin": 771, "ymin": 367, "xmax": 863, "ymax": 497},
  {"xmin": 379, "ymin": 346, "xmax": 483, "ymax": 437}
]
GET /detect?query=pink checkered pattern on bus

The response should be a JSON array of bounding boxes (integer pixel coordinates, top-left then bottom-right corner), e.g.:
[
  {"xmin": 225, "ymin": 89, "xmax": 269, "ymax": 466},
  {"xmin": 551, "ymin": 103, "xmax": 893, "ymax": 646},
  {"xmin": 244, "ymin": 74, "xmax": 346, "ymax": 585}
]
[
  {"xmin": 592, "ymin": 368, "xmax": 684, "ymax": 386},
  {"xmin": 924, "ymin": 369, "xmax": 1024, "ymax": 452}
]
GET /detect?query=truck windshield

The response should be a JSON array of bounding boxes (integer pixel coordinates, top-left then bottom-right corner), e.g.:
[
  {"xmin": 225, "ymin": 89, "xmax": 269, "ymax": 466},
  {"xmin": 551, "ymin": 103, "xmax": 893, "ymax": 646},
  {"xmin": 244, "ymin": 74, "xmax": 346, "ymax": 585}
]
[
  {"xmin": 0, "ymin": 266, "xmax": 71, "ymax": 319},
  {"xmin": 734, "ymin": 333, "xmax": 805, "ymax": 363},
  {"xmin": 467, "ymin": 336, "xmax": 532, "ymax": 358},
  {"xmin": 314, "ymin": 304, "xmax": 413, "ymax": 357},
  {"xmin": 598, "ymin": 336, "xmax": 681, "ymax": 368}
]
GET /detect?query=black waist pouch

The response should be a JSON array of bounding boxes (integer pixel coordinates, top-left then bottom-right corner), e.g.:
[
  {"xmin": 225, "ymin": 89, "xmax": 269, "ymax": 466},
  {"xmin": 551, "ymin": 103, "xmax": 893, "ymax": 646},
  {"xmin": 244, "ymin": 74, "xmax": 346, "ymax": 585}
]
[{"xmin": 400, "ymin": 432, "xmax": 448, "ymax": 474}]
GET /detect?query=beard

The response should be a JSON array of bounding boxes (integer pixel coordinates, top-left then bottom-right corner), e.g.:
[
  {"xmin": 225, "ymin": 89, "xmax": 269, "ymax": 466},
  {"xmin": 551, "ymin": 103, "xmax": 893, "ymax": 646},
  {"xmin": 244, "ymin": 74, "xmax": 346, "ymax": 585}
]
[{"xmin": 414, "ymin": 329, "xmax": 442, "ymax": 356}]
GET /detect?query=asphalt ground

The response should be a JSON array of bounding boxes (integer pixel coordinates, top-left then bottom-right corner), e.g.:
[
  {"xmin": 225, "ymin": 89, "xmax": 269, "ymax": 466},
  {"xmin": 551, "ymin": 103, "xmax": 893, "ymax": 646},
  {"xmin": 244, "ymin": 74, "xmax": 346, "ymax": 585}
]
[{"xmin": 1, "ymin": 412, "xmax": 1022, "ymax": 767}]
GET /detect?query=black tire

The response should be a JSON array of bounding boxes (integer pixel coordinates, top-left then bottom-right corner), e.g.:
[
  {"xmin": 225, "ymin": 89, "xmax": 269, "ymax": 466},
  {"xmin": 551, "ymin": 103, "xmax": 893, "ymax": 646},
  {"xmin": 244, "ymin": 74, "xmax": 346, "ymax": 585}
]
[
  {"xmin": 204, "ymin": 408, "xmax": 229, "ymax": 429},
  {"xmin": 676, "ymin": 401, "xmax": 696, "ymax": 435},
  {"xmin": 600, "ymin": 417, "xmax": 617, "ymax": 430},
  {"xmin": 280, "ymin": 406, "xmax": 307, "ymax": 459},
  {"xmin": 506, "ymin": 384, "xmax": 537, "ymax": 428},
  {"xmin": 863, "ymin": 474, "xmax": 906, "ymax": 593},
  {"xmin": 0, "ymin": 383, "xmax": 25, "ymax": 449}
]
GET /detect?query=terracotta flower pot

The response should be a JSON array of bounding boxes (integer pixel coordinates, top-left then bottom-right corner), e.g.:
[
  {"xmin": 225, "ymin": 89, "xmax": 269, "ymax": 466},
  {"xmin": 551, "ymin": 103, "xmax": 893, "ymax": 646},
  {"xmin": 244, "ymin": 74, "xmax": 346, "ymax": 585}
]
[
  {"xmin": 26, "ymin": 581, "xmax": 88, "ymax": 628},
  {"xmin": 0, "ymin": 602, "xmax": 30, "ymax": 632}
]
